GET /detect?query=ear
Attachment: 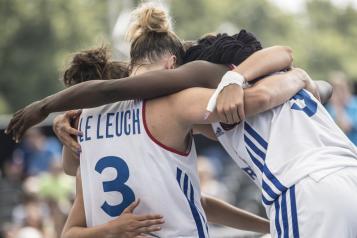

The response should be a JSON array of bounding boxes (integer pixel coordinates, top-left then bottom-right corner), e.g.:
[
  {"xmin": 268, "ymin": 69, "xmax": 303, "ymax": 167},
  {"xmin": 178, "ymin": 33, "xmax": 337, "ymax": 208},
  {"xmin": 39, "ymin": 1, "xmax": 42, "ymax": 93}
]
[{"xmin": 165, "ymin": 55, "xmax": 177, "ymax": 69}]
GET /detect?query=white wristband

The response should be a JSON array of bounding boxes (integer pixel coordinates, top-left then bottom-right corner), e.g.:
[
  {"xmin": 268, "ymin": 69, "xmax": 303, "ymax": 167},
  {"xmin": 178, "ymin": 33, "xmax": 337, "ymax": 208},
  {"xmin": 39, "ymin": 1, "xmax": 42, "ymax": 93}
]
[{"xmin": 206, "ymin": 71, "xmax": 245, "ymax": 113}]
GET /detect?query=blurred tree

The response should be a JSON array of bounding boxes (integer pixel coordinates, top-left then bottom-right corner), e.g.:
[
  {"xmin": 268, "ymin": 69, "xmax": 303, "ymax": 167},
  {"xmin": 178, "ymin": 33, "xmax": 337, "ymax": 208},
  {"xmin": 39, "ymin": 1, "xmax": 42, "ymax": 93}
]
[
  {"xmin": 0, "ymin": 0, "xmax": 111, "ymax": 113},
  {"xmin": 1, "ymin": 0, "xmax": 357, "ymax": 114}
]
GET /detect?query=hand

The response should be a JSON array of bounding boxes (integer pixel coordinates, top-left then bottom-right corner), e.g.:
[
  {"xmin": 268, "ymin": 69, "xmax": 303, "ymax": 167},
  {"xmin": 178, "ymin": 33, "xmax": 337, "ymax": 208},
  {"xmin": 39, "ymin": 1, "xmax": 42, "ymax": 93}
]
[
  {"xmin": 294, "ymin": 68, "xmax": 321, "ymax": 101},
  {"xmin": 105, "ymin": 199, "xmax": 164, "ymax": 238},
  {"xmin": 53, "ymin": 110, "xmax": 83, "ymax": 156},
  {"xmin": 216, "ymin": 84, "xmax": 245, "ymax": 124},
  {"xmin": 5, "ymin": 100, "xmax": 49, "ymax": 142}
]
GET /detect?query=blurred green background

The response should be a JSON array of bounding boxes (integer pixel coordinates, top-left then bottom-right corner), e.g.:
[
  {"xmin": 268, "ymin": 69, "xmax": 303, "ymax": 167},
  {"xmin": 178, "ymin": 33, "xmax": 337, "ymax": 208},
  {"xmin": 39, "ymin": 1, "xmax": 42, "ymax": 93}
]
[{"xmin": 1, "ymin": 0, "xmax": 357, "ymax": 114}]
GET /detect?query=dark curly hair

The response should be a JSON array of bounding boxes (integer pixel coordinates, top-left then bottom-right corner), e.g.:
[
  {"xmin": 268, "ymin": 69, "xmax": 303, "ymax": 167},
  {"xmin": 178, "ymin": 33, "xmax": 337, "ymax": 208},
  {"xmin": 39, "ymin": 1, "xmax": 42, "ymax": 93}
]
[{"xmin": 62, "ymin": 47, "xmax": 129, "ymax": 87}]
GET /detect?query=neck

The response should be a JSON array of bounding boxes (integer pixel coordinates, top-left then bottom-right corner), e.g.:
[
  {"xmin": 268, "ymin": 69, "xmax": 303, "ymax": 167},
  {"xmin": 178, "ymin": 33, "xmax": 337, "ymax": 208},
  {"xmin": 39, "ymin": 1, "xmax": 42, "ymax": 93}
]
[{"xmin": 130, "ymin": 63, "xmax": 165, "ymax": 76}]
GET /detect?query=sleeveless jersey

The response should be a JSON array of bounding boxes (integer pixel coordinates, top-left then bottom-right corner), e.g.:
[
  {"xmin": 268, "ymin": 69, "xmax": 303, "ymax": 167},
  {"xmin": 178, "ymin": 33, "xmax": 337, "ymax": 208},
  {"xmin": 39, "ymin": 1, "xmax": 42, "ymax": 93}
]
[
  {"xmin": 212, "ymin": 89, "xmax": 357, "ymax": 208},
  {"xmin": 78, "ymin": 100, "xmax": 209, "ymax": 238}
]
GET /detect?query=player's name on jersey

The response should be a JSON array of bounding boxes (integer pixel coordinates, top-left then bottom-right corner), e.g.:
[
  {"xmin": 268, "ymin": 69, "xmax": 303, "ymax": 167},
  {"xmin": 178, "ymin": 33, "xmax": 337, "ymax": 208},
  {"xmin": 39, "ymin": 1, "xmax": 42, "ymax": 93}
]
[{"xmin": 78, "ymin": 108, "xmax": 141, "ymax": 141}]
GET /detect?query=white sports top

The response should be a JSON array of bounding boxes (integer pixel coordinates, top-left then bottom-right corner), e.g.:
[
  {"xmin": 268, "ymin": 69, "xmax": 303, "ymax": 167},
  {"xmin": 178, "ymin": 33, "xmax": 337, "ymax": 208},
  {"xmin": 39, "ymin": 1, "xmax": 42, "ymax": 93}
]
[
  {"xmin": 79, "ymin": 100, "xmax": 209, "ymax": 238},
  {"xmin": 212, "ymin": 89, "xmax": 357, "ymax": 208}
]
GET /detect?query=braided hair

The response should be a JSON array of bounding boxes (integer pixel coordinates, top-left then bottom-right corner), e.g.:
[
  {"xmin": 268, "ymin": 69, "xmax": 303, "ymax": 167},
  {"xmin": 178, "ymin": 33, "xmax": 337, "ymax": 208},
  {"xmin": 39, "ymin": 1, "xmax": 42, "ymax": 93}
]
[{"xmin": 184, "ymin": 29, "xmax": 262, "ymax": 65}]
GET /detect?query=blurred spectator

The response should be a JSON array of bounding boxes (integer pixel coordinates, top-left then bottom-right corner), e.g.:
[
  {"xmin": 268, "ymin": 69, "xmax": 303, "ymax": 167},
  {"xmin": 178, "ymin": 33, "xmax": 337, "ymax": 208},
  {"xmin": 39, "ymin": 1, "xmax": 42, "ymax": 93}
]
[
  {"xmin": 38, "ymin": 161, "xmax": 74, "ymax": 237},
  {"xmin": 198, "ymin": 156, "xmax": 232, "ymax": 202},
  {"xmin": 326, "ymin": 72, "xmax": 357, "ymax": 145},
  {"xmin": 0, "ymin": 159, "xmax": 24, "ymax": 226},
  {"xmin": 12, "ymin": 128, "xmax": 61, "ymax": 176}
]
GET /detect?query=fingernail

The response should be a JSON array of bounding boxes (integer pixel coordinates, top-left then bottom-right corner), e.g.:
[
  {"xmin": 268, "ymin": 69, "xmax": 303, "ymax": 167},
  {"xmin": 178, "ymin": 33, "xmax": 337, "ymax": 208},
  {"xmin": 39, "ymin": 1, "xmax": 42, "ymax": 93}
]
[
  {"xmin": 78, "ymin": 131, "xmax": 83, "ymax": 136},
  {"xmin": 4, "ymin": 130, "xmax": 7, "ymax": 134}
]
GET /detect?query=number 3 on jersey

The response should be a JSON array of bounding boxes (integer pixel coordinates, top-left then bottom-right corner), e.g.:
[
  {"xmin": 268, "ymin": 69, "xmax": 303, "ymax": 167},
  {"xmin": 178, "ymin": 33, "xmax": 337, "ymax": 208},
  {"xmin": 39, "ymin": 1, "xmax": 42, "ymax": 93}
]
[{"xmin": 95, "ymin": 156, "xmax": 135, "ymax": 217}]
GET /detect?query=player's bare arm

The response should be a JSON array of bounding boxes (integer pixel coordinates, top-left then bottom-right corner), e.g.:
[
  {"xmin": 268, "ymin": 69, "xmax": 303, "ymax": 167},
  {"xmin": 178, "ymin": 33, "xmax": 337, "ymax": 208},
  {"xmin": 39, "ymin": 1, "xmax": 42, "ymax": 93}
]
[
  {"xmin": 166, "ymin": 68, "xmax": 314, "ymax": 130},
  {"xmin": 6, "ymin": 46, "xmax": 292, "ymax": 142},
  {"xmin": 62, "ymin": 170, "xmax": 164, "ymax": 238},
  {"xmin": 201, "ymin": 195, "xmax": 269, "ymax": 234}
]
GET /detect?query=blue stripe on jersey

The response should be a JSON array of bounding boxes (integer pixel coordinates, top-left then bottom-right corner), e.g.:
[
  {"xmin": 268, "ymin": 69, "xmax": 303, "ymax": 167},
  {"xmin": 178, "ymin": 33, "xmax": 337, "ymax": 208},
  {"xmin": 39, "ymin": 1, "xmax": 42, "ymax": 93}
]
[
  {"xmin": 244, "ymin": 135, "xmax": 266, "ymax": 160},
  {"xmin": 262, "ymin": 180, "xmax": 279, "ymax": 200},
  {"xmin": 176, "ymin": 168, "xmax": 206, "ymax": 238},
  {"xmin": 176, "ymin": 168, "xmax": 182, "ymax": 185},
  {"xmin": 246, "ymin": 147, "xmax": 264, "ymax": 171},
  {"xmin": 274, "ymin": 199, "xmax": 282, "ymax": 238},
  {"xmin": 263, "ymin": 166, "xmax": 287, "ymax": 192},
  {"xmin": 281, "ymin": 191, "xmax": 289, "ymax": 238},
  {"xmin": 183, "ymin": 174, "xmax": 189, "ymax": 196},
  {"xmin": 290, "ymin": 186, "xmax": 300, "ymax": 238},
  {"xmin": 190, "ymin": 183, "xmax": 194, "ymax": 202},
  {"xmin": 262, "ymin": 194, "xmax": 274, "ymax": 206},
  {"xmin": 244, "ymin": 122, "xmax": 268, "ymax": 150},
  {"xmin": 191, "ymin": 184, "xmax": 209, "ymax": 235}
]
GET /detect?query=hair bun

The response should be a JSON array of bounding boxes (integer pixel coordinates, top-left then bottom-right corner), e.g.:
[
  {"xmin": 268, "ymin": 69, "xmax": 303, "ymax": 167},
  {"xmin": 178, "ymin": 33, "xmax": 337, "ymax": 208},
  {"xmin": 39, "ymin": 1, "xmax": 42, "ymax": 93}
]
[{"xmin": 127, "ymin": 3, "xmax": 172, "ymax": 43}]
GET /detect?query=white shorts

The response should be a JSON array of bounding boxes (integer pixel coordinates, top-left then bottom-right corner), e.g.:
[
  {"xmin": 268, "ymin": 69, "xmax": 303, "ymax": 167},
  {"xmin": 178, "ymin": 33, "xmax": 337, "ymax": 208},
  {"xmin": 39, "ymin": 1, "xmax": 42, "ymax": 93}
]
[{"xmin": 269, "ymin": 167, "xmax": 357, "ymax": 238}]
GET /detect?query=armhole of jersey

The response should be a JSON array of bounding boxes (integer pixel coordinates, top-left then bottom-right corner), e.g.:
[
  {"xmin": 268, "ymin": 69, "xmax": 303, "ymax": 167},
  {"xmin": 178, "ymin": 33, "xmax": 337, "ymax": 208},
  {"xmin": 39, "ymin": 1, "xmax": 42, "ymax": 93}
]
[{"xmin": 142, "ymin": 100, "xmax": 192, "ymax": 157}]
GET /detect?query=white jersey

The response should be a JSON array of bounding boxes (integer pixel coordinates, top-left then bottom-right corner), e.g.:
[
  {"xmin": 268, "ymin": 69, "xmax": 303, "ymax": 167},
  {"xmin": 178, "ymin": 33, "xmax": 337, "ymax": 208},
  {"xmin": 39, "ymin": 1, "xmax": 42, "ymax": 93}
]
[
  {"xmin": 78, "ymin": 100, "xmax": 209, "ymax": 238},
  {"xmin": 212, "ymin": 89, "xmax": 357, "ymax": 207}
]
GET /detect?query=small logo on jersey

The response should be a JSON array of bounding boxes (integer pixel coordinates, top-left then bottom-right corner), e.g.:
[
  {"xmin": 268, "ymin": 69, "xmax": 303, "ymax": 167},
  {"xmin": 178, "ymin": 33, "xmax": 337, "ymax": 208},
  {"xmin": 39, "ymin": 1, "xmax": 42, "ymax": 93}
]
[
  {"xmin": 242, "ymin": 166, "xmax": 257, "ymax": 180},
  {"xmin": 215, "ymin": 127, "xmax": 224, "ymax": 137}
]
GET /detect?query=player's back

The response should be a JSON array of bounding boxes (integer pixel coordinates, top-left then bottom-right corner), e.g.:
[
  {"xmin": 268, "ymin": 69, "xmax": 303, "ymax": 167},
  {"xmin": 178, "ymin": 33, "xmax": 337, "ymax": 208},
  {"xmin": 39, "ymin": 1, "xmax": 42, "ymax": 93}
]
[
  {"xmin": 213, "ymin": 89, "xmax": 357, "ymax": 206},
  {"xmin": 78, "ymin": 100, "xmax": 208, "ymax": 238}
]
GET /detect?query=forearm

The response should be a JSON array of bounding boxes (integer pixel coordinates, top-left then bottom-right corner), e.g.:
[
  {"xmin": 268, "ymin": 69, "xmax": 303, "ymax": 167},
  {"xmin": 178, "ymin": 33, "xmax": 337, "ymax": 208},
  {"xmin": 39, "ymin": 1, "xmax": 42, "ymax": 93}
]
[
  {"xmin": 234, "ymin": 46, "xmax": 293, "ymax": 81},
  {"xmin": 173, "ymin": 72, "xmax": 305, "ymax": 125},
  {"xmin": 40, "ymin": 62, "xmax": 228, "ymax": 114},
  {"xmin": 244, "ymin": 72, "xmax": 305, "ymax": 116},
  {"xmin": 62, "ymin": 146, "xmax": 79, "ymax": 176},
  {"xmin": 62, "ymin": 224, "xmax": 109, "ymax": 238},
  {"xmin": 202, "ymin": 195, "xmax": 269, "ymax": 234}
]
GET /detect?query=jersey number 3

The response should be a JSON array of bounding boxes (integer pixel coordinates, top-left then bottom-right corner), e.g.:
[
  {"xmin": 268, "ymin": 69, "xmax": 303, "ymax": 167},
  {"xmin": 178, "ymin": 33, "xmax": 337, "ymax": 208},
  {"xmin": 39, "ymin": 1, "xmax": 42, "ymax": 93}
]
[{"xmin": 95, "ymin": 156, "xmax": 135, "ymax": 217}]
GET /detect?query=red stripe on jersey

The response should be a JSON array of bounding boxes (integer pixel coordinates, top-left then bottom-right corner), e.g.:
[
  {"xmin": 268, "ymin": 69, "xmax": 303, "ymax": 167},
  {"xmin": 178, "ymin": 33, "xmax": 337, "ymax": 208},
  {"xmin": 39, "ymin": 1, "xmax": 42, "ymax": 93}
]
[{"xmin": 142, "ymin": 100, "xmax": 192, "ymax": 157}]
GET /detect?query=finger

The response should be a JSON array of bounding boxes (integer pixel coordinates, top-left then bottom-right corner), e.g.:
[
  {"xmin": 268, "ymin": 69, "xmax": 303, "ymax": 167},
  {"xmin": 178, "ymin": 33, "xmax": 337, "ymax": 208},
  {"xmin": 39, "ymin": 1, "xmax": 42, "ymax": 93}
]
[
  {"xmin": 137, "ymin": 219, "xmax": 165, "ymax": 228},
  {"xmin": 224, "ymin": 109, "xmax": 234, "ymax": 124},
  {"xmin": 68, "ymin": 137, "xmax": 81, "ymax": 154},
  {"xmin": 216, "ymin": 106, "xmax": 226, "ymax": 123},
  {"xmin": 15, "ymin": 124, "xmax": 26, "ymax": 143},
  {"xmin": 238, "ymin": 103, "xmax": 245, "ymax": 121},
  {"xmin": 9, "ymin": 119, "xmax": 24, "ymax": 140},
  {"xmin": 123, "ymin": 199, "xmax": 141, "ymax": 214},
  {"xmin": 64, "ymin": 125, "xmax": 83, "ymax": 136},
  {"xmin": 65, "ymin": 110, "xmax": 81, "ymax": 118},
  {"xmin": 232, "ymin": 106, "xmax": 240, "ymax": 123},
  {"xmin": 135, "ymin": 225, "xmax": 162, "ymax": 235},
  {"xmin": 6, "ymin": 116, "xmax": 20, "ymax": 135},
  {"xmin": 135, "ymin": 234, "xmax": 151, "ymax": 238},
  {"xmin": 136, "ymin": 214, "xmax": 163, "ymax": 221}
]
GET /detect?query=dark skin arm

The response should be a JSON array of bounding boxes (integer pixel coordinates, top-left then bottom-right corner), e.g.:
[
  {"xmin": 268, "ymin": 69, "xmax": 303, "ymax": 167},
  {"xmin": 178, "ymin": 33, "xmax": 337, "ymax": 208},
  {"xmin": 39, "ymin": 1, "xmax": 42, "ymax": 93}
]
[{"xmin": 6, "ymin": 46, "xmax": 293, "ymax": 141}]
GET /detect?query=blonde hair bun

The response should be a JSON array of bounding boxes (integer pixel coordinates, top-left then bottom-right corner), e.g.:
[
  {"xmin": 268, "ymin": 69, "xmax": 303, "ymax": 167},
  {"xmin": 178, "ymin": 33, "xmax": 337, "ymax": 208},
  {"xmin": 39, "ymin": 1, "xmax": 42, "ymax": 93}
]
[{"xmin": 127, "ymin": 2, "xmax": 172, "ymax": 43}]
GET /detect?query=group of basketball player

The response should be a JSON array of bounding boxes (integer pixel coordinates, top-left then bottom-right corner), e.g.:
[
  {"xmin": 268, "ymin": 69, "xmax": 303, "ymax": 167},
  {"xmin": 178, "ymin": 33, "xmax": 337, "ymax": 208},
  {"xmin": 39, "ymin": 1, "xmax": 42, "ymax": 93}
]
[{"xmin": 5, "ymin": 2, "xmax": 357, "ymax": 238}]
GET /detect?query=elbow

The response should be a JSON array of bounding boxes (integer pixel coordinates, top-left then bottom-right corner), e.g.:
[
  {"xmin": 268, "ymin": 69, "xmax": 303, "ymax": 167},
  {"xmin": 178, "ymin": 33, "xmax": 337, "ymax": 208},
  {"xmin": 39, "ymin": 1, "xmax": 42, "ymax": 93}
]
[{"xmin": 273, "ymin": 45, "xmax": 293, "ymax": 68}]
